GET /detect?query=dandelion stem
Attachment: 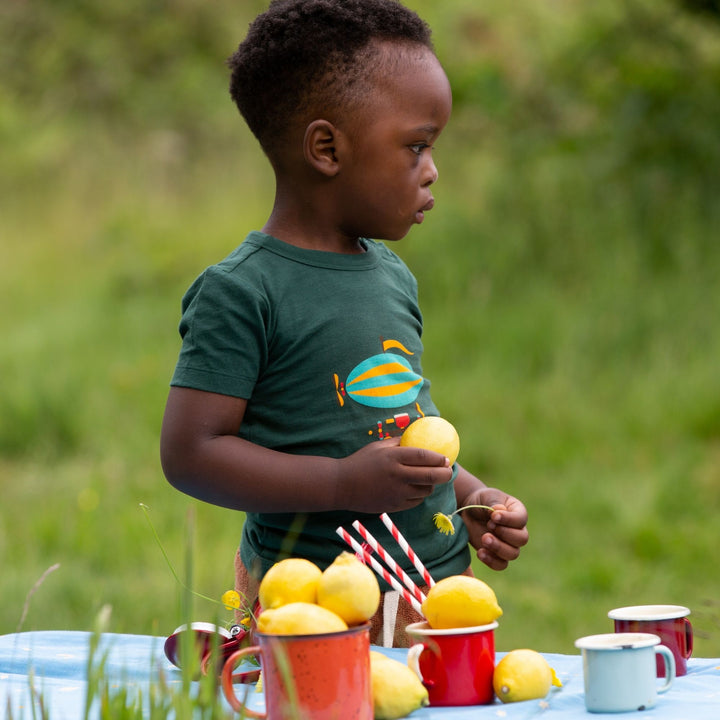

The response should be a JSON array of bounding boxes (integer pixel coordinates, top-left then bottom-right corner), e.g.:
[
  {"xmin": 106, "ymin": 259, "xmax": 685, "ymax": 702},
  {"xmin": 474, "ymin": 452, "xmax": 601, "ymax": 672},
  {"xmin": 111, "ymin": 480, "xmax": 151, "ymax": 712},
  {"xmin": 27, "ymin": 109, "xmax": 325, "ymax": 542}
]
[
  {"xmin": 452, "ymin": 504, "xmax": 497, "ymax": 517},
  {"xmin": 140, "ymin": 503, "xmax": 224, "ymax": 608}
]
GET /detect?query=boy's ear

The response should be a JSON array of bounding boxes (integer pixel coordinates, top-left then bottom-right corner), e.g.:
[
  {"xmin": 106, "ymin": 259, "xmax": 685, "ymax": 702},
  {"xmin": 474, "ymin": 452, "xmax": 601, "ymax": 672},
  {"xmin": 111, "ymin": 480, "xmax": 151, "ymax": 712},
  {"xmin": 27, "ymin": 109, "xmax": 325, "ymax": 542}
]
[{"xmin": 303, "ymin": 119, "xmax": 342, "ymax": 177}]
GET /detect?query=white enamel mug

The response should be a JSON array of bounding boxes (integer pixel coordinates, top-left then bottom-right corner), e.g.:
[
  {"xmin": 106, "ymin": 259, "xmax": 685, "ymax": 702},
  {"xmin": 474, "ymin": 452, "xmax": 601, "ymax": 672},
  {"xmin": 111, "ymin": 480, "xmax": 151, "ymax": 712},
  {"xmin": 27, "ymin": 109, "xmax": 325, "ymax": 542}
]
[{"xmin": 574, "ymin": 633, "xmax": 675, "ymax": 713}]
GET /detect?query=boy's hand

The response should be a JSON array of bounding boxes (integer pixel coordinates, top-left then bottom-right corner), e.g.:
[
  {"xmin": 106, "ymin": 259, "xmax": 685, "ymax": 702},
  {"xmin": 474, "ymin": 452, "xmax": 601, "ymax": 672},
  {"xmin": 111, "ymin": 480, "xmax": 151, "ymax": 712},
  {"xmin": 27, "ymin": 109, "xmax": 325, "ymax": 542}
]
[
  {"xmin": 340, "ymin": 437, "xmax": 453, "ymax": 513},
  {"xmin": 460, "ymin": 487, "xmax": 529, "ymax": 571}
]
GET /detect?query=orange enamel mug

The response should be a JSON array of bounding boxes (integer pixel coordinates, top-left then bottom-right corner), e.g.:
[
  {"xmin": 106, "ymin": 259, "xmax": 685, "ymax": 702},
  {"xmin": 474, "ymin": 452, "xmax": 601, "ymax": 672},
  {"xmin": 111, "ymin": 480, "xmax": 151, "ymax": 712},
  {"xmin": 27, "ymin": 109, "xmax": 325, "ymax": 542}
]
[{"xmin": 221, "ymin": 624, "xmax": 373, "ymax": 720}]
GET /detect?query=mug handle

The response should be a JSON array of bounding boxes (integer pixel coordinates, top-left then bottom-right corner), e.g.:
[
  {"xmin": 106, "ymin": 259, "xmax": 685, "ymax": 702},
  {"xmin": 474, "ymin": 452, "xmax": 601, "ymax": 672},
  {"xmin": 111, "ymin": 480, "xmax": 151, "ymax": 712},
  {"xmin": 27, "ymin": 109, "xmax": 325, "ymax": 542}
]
[
  {"xmin": 407, "ymin": 643, "xmax": 435, "ymax": 689},
  {"xmin": 221, "ymin": 647, "xmax": 265, "ymax": 717},
  {"xmin": 683, "ymin": 618, "xmax": 694, "ymax": 659},
  {"xmin": 655, "ymin": 645, "xmax": 676, "ymax": 694},
  {"xmin": 199, "ymin": 635, "xmax": 260, "ymax": 679}
]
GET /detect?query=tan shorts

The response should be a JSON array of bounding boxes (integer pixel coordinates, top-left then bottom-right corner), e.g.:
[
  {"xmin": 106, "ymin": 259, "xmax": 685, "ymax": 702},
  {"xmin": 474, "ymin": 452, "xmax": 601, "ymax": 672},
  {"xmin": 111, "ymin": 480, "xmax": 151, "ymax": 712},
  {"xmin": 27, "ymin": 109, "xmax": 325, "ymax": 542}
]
[{"xmin": 234, "ymin": 549, "xmax": 473, "ymax": 648}]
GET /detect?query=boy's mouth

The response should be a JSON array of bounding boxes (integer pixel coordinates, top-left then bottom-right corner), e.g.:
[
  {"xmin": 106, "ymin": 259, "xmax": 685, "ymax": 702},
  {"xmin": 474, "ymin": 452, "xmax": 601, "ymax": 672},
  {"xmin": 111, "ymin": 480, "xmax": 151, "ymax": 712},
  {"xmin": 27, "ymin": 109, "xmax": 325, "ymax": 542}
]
[{"xmin": 415, "ymin": 197, "xmax": 435, "ymax": 224}]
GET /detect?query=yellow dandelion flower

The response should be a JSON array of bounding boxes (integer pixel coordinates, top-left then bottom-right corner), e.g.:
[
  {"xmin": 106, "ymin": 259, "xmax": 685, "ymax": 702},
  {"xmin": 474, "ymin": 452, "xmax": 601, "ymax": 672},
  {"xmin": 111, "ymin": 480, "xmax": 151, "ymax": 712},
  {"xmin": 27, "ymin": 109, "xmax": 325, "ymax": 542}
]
[
  {"xmin": 433, "ymin": 504, "xmax": 498, "ymax": 535},
  {"xmin": 221, "ymin": 590, "xmax": 242, "ymax": 610},
  {"xmin": 433, "ymin": 512, "xmax": 456, "ymax": 535}
]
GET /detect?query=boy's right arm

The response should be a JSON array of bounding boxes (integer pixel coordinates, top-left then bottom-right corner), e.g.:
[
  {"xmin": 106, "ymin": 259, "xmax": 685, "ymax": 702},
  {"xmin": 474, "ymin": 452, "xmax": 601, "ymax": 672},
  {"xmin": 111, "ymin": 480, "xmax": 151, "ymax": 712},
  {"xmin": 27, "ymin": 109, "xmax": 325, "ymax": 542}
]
[{"xmin": 160, "ymin": 386, "xmax": 453, "ymax": 515}]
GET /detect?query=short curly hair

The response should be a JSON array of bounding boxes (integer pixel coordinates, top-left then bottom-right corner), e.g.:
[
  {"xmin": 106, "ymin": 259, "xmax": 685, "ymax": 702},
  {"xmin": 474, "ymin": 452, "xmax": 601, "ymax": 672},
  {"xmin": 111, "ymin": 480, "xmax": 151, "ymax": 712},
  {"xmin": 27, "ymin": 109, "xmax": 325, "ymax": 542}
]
[{"xmin": 227, "ymin": 0, "xmax": 433, "ymax": 158}]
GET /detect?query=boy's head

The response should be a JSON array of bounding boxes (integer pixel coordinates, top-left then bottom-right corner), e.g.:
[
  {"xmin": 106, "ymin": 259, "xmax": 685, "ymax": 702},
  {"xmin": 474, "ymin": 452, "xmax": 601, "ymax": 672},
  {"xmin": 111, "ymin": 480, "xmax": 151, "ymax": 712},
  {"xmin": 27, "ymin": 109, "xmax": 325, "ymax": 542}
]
[{"xmin": 227, "ymin": 0, "xmax": 434, "ymax": 160}]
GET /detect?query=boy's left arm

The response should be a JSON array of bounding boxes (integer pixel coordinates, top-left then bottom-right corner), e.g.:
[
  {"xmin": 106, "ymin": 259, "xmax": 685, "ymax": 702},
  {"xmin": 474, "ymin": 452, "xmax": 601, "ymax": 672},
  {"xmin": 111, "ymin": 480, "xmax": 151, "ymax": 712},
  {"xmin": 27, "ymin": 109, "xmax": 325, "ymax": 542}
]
[{"xmin": 454, "ymin": 465, "xmax": 529, "ymax": 571}]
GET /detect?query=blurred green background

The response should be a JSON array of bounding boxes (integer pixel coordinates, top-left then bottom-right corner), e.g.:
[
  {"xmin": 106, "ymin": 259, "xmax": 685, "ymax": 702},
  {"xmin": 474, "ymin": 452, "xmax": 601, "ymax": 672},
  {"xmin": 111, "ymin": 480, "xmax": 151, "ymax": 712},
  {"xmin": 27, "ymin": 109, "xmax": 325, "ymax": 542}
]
[{"xmin": 2, "ymin": 0, "xmax": 719, "ymax": 656}]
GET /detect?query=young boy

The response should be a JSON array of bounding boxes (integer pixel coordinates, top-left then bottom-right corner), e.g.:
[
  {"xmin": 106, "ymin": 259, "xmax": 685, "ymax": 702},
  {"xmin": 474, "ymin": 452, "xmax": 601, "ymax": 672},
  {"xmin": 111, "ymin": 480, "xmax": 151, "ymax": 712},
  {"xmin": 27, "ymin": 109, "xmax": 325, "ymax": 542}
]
[{"xmin": 161, "ymin": 0, "xmax": 528, "ymax": 646}]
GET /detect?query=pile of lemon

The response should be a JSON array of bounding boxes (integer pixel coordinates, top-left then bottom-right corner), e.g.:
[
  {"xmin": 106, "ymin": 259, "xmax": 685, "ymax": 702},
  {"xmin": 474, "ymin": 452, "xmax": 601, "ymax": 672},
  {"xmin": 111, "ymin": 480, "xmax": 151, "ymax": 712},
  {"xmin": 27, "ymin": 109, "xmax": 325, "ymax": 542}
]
[
  {"xmin": 256, "ymin": 552, "xmax": 428, "ymax": 720},
  {"xmin": 257, "ymin": 552, "xmax": 379, "ymax": 634}
]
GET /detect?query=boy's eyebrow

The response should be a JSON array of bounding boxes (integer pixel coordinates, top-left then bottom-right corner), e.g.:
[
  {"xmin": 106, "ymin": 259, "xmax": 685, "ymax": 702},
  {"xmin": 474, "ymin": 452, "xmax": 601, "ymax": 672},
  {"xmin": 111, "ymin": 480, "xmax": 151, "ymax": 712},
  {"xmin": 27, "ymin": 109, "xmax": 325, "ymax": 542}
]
[{"xmin": 412, "ymin": 123, "xmax": 442, "ymax": 135}]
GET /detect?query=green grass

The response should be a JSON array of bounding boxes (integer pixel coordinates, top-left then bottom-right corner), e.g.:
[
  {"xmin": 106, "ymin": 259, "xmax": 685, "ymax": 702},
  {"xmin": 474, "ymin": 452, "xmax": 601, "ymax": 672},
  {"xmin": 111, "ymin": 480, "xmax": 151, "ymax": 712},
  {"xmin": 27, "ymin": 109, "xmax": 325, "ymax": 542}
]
[{"xmin": 2, "ymin": 0, "xmax": 720, "ymax": 665}]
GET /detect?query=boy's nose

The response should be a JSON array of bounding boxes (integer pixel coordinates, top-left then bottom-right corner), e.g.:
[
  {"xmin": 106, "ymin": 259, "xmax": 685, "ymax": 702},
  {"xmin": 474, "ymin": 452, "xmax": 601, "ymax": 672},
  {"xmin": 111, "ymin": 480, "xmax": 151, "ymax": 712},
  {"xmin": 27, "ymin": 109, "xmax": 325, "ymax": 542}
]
[{"xmin": 423, "ymin": 159, "xmax": 439, "ymax": 186}]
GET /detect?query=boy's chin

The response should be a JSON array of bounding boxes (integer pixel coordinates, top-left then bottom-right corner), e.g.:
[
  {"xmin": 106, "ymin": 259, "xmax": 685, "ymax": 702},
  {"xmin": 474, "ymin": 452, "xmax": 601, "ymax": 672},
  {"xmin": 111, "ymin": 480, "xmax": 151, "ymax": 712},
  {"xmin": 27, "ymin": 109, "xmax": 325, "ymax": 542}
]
[{"xmin": 377, "ymin": 228, "xmax": 413, "ymax": 242}]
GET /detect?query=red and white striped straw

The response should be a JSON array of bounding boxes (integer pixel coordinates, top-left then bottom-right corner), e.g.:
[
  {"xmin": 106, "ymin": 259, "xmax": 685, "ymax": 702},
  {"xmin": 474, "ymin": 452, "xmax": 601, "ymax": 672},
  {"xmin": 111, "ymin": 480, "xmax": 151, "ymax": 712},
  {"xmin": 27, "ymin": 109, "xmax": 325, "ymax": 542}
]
[
  {"xmin": 380, "ymin": 512, "xmax": 436, "ymax": 587},
  {"xmin": 351, "ymin": 520, "xmax": 425, "ymax": 603},
  {"xmin": 336, "ymin": 527, "xmax": 424, "ymax": 615}
]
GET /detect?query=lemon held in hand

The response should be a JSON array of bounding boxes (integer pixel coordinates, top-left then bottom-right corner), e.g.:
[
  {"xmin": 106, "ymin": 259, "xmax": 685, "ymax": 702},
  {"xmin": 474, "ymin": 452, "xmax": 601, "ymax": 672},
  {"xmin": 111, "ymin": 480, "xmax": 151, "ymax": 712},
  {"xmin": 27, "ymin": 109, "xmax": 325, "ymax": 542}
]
[
  {"xmin": 421, "ymin": 575, "xmax": 502, "ymax": 629},
  {"xmin": 370, "ymin": 651, "xmax": 428, "ymax": 719},
  {"xmin": 257, "ymin": 602, "xmax": 348, "ymax": 635},
  {"xmin": 400, "ymin": 416, "xmax": 460, "ymax": 465},
  {"xmin": 493, "ymin": 649, "xmax": 562, "ymax": 703},
  {"xmin": 258, "ymin": 557, "xmax": 322, "ymax": 610},
  {"xmin": 317, "ymin": 551, "xmax": 380, "ymax": 625}
]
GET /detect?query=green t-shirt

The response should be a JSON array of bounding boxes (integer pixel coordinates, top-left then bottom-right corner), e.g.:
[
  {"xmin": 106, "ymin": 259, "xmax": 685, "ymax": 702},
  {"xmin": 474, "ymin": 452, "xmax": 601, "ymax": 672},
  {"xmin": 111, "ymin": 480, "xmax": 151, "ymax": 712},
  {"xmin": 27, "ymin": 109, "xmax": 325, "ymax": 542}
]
[{"xmin": 171, "ymin": 232, "xmax": 470, "ymax": 588}]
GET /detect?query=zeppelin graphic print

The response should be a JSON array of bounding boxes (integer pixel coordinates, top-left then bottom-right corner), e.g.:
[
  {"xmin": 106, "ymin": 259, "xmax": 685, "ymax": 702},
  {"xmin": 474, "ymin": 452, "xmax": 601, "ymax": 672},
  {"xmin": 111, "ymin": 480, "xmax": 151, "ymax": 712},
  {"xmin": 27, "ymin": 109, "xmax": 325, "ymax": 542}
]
[{"xmin": 333, "ymin": 338, "xmax": 426, "ymax": 440}]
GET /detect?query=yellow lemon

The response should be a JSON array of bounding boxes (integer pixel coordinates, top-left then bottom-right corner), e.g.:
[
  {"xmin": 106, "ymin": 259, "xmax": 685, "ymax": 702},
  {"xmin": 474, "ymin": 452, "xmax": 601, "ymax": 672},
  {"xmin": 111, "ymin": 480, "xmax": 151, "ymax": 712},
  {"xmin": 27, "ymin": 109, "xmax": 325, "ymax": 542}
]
[
  {"xmin": 258, "ymin": 558, "xmax": 322, "ymax": 610},
  {"xmin": 421, "ymin": 575, "xmax": 502, "ymax": 629},
  {"xmin": 257, "ymin": 602, "xmax": 348, "ymax": 635},
  {"xmin": 370, "ymin": 651, "xmax": 429, "ymax": 719},
  {"xmin": 493, "ymin": 649, "xmax": 563, "ymax": 703},
  {"xmin": 317, "ymin": 551, "xmax": 381, "ymax": 625},
  {"xmin": 400, "ymin": 416, "xmax": 460, "ymax": 465}
]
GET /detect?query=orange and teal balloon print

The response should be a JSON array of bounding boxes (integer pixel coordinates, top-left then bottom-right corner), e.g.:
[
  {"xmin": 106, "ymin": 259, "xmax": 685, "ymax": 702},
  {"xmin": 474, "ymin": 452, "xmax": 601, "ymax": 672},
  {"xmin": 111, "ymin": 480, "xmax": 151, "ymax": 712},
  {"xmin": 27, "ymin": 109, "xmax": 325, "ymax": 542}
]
[{"xmin": 344, "ymin": 353, "xmax": 424, "ymax": 409}]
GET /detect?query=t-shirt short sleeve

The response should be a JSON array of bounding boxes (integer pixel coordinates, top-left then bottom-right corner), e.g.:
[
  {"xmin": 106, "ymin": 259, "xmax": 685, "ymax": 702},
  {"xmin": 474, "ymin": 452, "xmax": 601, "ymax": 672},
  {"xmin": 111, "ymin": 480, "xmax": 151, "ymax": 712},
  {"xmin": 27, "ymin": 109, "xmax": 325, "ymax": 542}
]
[{"xmin": 170, "ymin": 265, "xmax": 267, "ymax": 399}]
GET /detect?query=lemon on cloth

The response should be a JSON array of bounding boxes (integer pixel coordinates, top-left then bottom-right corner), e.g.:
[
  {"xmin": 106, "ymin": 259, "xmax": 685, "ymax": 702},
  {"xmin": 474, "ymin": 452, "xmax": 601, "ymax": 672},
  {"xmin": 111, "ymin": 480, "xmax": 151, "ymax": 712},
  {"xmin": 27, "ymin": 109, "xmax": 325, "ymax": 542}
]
[
  {"xmin": 493, "ymin": 649, "xmax": 563, "ymax": 703},
  {"xmin": 400, "ymin": 416, "xmax": 460, "ymax": 465},
  {"xmin": 370, "ymin": 651, "xmax": 428, "ymax": 719},
  {"xmin": 257, "ymin": 602, "xmax": 348, "ymax": 635},
  {"xmin": 317, "ymin": 551, "xmax": 381, "ymax": 625},
  {"xmin": 258, "ymin": 557, "xmax": 322, "ymax": 610},
  {"xmin": 421, "ymin": 575, "xmax": 502, "ymax": 629}
]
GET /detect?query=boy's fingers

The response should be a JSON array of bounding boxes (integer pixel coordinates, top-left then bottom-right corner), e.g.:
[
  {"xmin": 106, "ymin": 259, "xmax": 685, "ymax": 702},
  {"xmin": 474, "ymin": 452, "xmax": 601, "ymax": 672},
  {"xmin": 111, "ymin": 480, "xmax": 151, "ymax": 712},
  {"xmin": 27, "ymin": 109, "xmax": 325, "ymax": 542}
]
[
  {"xmin": 408, "ymin": 467, "xmax": 453, "ymax": 491},
  {"xmin": 487, "ymin": 516, "xmax": 529, "ymax": 544},
  {"xmin": 477, "ymin": 547, "xmax": 509, "ymax": 571},
  {"xmin": 483, "ymin": 527, "xmax": 527, "ymax": 554},
  {"xmin": 487, "ymin": 503, "xmax": 528, "ymax": 531},
  {"xmin": 480, "ymin": 533, "xmax": 523, "ymax": 564},
  {"xmin": 397, "ymin": 446, "xmax": 450, "ymax": 468}
]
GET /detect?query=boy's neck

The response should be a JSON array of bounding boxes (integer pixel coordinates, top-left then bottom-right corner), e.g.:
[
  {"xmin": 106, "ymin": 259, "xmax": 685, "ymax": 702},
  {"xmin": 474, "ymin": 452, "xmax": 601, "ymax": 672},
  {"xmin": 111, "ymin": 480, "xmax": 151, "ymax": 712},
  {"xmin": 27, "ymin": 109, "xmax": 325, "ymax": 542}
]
[
  {"xmin": 262, "ymin": 219, "xmax": 366, "ymax": 254},
  {"xmin": 262, "ymin": 188, "xmax": 366, "ymax": 255}
]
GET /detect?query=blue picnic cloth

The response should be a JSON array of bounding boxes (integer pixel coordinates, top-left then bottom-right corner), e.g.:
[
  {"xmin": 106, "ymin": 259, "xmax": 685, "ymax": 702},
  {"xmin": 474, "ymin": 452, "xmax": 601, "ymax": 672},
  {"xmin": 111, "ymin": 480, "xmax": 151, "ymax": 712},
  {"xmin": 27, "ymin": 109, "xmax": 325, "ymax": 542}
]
[{"xmin": 1, "ymin": 631, "xmax": 718, "ymax": 718}]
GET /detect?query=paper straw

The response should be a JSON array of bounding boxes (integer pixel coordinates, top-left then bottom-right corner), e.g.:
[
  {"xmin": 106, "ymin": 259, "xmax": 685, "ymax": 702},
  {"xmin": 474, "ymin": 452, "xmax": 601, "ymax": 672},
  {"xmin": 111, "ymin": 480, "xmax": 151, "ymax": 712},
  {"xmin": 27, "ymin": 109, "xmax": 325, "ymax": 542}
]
[
  {"xmin": 379, "ymin": 512, "xmax": 436, "ymax": 587},
  {"xmin": 336, "ymin": 527, "xmax": 424, "ymax": 615},
  {"xmin": 351, "ymin": 520, "xmax": 425, "ymax": 603}
]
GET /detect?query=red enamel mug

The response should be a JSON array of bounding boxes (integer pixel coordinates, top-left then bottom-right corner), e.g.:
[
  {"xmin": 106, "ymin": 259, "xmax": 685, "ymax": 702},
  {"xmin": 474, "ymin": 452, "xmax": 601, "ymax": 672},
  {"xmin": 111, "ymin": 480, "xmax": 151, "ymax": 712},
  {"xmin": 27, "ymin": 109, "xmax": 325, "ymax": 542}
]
[
  {"xmin": 164, "ymin": 622, "xmax": 255, "ymax": 678},
  {"xmin": 406, "ymin": 621, "xmax": 497, "ymax": 706},
  {"xmin": 609, "ymin": 605, "xmax": 693, "ymax": 677}
]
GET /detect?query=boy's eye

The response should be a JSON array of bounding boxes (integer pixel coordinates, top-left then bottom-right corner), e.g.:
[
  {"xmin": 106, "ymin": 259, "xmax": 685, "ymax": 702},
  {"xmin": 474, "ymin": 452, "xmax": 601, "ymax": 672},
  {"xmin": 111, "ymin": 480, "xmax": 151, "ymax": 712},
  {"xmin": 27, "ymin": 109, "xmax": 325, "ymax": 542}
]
[{"xmin": 409, "ymin": 143, "xmax": 431, "ymax": 155}]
